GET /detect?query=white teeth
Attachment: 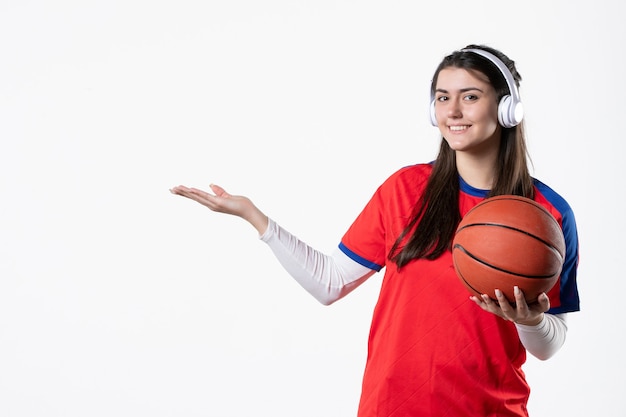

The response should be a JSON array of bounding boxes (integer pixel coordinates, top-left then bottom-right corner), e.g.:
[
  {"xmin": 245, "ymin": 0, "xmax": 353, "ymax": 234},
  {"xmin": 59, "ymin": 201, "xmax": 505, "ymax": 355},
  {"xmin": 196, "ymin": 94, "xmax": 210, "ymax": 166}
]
[{"xmin": 449, "ymin": 125, "xmax": 468, "ymax": 131}]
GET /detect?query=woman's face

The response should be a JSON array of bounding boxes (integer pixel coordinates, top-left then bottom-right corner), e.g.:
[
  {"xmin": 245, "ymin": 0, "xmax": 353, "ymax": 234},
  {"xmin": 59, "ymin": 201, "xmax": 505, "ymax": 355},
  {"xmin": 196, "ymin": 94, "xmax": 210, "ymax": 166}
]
[{"xmin": 434, "ymin": 67, "xmax": 500, "ymax": 154}]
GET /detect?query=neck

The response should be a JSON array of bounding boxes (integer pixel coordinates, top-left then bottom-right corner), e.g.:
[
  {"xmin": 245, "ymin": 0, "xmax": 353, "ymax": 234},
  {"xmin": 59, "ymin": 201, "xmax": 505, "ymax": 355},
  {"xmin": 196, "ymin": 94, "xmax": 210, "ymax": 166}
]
[{"xmin": 456, "ymin": 150, "xmax": 498, "ymax": 190}]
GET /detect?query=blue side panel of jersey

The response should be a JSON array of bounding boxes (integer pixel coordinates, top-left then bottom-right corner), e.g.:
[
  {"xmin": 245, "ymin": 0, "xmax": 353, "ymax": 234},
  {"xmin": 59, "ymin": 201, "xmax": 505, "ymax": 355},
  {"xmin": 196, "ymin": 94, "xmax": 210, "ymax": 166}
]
[
  {"xmin": 338, "ymin": 242, "xmax": 384, "ymax": 272},
  {"xmin": 534, "ymin": 179, "xmax": 581, "ymax": 313}
]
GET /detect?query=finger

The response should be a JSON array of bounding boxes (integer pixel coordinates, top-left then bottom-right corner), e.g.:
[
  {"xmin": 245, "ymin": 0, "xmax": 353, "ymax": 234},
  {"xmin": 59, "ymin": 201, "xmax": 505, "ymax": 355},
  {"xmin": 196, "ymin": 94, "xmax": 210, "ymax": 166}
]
[
  {"xmin": 480, "ymin": 293, "xmax": 499, "ymax": 311},
  {"xmin": 170, "ymin": 185, "xmax": 191, "ymax": 194},
  {"xmin": 188, "ymin": 187, "xmax": 211, "ymax": 196},
  {"xmin": 478, "ymin": 293, "xmax": 507, "ymax": 320},
  {"xmin": 513, "ymin": 286, "xmax": 529, "ymax": 312},
  {"xmin": 171, "ymin": 185, "xmax": 211, "ymax": 200},
  {"xmin": 172, "ymin": 187, "xmax": 218, "ymax": 207},
  {"xmin": 494, "ymin": 289, "xmax": 510, "ymax": 307},
  {"xmin": 470, "ymin": 295, "xmax": 482, "ymax": 304},
  {"xmin": 513, "ymin": 285, "xmax": 525, "ymax": 302},
  {"xmin": 495, "ymin": 289, "xmax": 515, "ymax": 320},
  {"xmin": 470, "ymin": 295, "xmax": 487, "ymax": 308}
]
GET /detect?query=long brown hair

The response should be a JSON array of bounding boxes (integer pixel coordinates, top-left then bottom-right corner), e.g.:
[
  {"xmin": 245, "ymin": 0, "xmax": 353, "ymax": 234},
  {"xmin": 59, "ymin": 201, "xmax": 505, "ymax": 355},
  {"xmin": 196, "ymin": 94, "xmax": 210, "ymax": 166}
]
[{"xmin": 389, "ymin": 45, "xmax": 534, "ymax": 268}]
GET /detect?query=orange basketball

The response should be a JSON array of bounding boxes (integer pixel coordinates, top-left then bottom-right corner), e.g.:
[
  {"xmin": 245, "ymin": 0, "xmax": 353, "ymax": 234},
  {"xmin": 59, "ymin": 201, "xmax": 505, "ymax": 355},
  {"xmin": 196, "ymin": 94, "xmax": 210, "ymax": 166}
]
[{"xmin": 452, "ymin": 195, "xmax": 566, "ymax": 304}]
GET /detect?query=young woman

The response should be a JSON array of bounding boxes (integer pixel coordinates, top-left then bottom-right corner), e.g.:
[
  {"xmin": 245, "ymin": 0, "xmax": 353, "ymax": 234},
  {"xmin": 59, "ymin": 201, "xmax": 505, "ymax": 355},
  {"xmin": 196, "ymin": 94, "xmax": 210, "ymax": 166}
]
[{"xmin": 170, "ymin": 45, "xmax": 580, "ymax": 417}]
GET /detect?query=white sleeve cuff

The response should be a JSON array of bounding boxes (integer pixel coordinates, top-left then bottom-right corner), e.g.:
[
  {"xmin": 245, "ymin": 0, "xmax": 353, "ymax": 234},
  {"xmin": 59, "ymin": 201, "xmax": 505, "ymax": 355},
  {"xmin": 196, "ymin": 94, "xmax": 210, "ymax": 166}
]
[{"xmin": 516, "ymin": 313, "xmax": 568, "ymax": 360}]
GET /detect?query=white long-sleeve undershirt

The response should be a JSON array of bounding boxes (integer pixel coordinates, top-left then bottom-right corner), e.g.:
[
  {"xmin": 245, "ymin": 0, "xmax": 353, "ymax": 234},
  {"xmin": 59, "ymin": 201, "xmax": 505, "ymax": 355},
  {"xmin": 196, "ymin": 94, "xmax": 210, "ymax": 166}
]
[
  {"xmin": 259, "ymin": 218, "xmax": 375, "ymax": 306},
  {"xmin": 259, "ymin": 217, "xmax": 568, "ymax": 360}
]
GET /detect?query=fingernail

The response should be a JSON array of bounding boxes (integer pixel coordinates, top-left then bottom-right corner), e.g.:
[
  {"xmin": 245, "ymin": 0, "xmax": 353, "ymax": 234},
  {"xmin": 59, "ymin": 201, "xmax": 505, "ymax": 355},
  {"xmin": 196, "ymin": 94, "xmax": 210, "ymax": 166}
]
[
  {"xmin": 495, "ymin": 289, "xmax": 502, "ymax": 297},
  {"xmin": 514, "ymin": 286, "xmax": 520, "ymax": 295}
]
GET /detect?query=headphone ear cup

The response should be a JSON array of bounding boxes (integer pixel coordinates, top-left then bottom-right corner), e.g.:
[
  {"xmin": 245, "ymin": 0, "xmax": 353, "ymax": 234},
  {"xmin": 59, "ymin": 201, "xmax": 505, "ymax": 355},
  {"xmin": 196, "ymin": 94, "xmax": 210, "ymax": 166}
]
[
  {"xmin": 498, "ymin": 95, "xmax": 514, "ymax": 128},
  {"xmin": 429, "ymin": 99, "xmax": 437, "ymax": 126},
  {"xmin": 498, "ymin": 95, "xmax": 524, "ymax": 128}
]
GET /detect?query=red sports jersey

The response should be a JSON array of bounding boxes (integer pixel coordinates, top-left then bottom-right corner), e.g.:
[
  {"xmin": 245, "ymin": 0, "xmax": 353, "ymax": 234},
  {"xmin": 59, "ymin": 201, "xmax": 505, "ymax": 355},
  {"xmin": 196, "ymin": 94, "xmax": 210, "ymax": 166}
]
[{"xmin": 339, "ymin": 163, "xmax": 580, "ymax": 417}]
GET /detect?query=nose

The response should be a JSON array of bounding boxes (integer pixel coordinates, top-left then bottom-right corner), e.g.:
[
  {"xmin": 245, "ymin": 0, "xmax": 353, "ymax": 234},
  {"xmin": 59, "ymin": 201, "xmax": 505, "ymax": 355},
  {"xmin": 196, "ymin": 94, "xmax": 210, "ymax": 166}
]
[{"xmin": 447, "ymin": 99, "xmax": 462, "ymax": 119}]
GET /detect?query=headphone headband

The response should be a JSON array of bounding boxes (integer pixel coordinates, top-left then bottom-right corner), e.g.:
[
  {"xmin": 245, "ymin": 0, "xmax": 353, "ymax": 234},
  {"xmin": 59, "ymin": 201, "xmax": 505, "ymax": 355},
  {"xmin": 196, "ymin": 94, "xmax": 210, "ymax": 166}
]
[{"xmin": 461, "ymin": 48, "xmax": 521, "ymax": 104}]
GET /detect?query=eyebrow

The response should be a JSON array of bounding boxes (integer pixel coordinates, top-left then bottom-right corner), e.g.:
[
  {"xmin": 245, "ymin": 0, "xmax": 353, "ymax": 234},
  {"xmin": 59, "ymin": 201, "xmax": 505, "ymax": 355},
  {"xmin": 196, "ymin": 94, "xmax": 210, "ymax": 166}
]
[{"xmin": 435, "ymin": 87, "xmax": 484, "ymax": 94}]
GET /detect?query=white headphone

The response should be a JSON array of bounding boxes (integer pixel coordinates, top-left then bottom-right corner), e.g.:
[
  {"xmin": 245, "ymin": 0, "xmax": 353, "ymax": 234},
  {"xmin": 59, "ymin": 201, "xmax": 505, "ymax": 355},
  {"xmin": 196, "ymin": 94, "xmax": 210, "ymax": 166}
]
[{"xmin": 429, "ymin": 48, "xmax": 524, "ymax": 128}]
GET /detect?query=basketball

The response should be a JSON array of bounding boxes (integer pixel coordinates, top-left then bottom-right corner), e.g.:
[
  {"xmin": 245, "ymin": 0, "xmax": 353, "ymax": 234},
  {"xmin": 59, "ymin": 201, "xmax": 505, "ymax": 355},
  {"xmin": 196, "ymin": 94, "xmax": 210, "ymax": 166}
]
[{"xmin": 452, "ymin": 195, "xmax": 566, "ymax": 304}]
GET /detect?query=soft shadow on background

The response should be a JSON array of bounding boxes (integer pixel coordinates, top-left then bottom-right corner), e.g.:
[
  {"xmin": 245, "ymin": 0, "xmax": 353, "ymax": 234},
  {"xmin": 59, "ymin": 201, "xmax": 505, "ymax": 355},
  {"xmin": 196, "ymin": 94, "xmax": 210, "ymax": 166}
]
[{"xmin": 1, "ymin": 1, "xmax": 623, "ymax": 416}]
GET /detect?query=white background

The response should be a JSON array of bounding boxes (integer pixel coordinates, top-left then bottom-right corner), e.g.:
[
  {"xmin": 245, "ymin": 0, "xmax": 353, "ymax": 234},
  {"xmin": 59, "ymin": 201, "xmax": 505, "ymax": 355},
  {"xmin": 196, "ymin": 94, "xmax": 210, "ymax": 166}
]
[{"xmin": 1, "ymin": 1, "xmax": 623, "ymax": 416}]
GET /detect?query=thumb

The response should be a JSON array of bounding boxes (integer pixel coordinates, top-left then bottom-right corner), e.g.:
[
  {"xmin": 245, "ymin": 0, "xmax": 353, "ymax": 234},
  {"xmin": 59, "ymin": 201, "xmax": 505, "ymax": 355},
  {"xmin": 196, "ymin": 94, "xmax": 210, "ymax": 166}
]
[
  {"xmin": 209, "ymin": 183, "xmax": 230, "ymax": 198},
  {"xmin": 537, "ymin": 292, "xmax": 551, "ymax": 312}
]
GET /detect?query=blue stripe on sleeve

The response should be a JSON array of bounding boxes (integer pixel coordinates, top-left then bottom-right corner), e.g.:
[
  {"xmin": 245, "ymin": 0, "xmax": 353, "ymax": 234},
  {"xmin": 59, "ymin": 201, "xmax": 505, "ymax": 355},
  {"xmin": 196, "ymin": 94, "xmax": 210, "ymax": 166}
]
[{"xmin": 338, "ymin": 242, "xmax": 384, "ymax": 272}]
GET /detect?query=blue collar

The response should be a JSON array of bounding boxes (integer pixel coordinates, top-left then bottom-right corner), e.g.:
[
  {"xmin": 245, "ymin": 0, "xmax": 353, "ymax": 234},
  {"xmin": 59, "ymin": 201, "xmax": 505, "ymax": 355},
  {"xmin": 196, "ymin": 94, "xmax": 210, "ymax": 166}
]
[{"xmin": 459, "ymin": 176, "xmax": 489, "ymax": 198}]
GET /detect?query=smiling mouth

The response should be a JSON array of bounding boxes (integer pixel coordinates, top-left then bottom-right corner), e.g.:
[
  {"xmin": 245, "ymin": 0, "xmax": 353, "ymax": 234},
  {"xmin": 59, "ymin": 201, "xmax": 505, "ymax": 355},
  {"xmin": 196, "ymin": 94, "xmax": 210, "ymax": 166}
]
[{"xmin": 449, "ymin": 125, "xmax": 469, "ymax": 132}]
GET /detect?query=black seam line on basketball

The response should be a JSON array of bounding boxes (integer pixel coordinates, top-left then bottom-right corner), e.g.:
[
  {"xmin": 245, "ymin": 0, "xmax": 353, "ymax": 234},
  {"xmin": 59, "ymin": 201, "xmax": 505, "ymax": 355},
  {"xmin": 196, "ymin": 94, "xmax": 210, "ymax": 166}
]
[
  {"xmin": 456, "ymin": 268, "xmax": 505, "ymax": 303},
  {"xmin": 453, "ymin": 244, "xmax": 557, "ymax": 279},
  {"xmin": 479, "ymin": 197, "xmax": 551, "ymax": 214},
  {"xmin": 466, "ymin": 198, "xmax": 558, "ymax": 226},
  {"xmin": 458, "ymin": 273, "xmax": 489, "ymax": 299},
  {"xmin": 456, "ymin": 223, "xmax": 564, "ymax": 256}
]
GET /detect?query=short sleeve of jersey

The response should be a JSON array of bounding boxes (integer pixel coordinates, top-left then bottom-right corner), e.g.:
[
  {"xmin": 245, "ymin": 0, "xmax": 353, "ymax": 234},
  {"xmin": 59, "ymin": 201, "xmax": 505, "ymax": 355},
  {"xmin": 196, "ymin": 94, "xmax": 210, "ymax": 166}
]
[{"xmin": 339, "ymin": 164, "xmax": 432, "ymax": 272}]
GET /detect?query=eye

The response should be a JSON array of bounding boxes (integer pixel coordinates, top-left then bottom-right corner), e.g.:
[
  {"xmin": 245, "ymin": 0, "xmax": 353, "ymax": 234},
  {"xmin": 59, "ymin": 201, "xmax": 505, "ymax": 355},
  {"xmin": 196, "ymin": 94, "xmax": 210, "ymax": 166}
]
[
  {"xmin": 463, "ymin": 94, "xmax": 478, "ymax": 101},
  {"xmin": 436, "ymin": 95, "xmax": 448, "ymax": 102}
]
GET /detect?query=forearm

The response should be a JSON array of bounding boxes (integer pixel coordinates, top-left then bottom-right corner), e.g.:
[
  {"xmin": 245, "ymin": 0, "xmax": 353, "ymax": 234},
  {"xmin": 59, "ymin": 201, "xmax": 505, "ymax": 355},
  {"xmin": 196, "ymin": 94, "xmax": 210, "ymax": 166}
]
[
  {"xmin": 516, "ymin": 313, "xmax": 568, "ymax": 360},
  {"xmin": 259, "ymin": 218, "xmax": 374, "ymax": 305},
  {"xmin": 244, "ymin": 205, "xmax": 269, "ymax": 235}
]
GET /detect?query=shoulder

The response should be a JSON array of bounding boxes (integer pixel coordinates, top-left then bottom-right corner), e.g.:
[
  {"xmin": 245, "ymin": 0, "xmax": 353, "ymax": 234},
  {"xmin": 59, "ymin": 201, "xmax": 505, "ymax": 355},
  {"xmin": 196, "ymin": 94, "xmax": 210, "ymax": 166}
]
[
  {"xmin": 532, "ymin": 178, "xmax": 575, "ymax": 219},
  {"xmin": 362, "ymin": 163, "xmax": 433, "ymax": 213},
  {"xmin": 380, "ymin": 162, "xmax": 433, "ymax": 189},
  {"xmin": 532, "ymin": 178, "xmax": 578, "ymax": 255}
]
